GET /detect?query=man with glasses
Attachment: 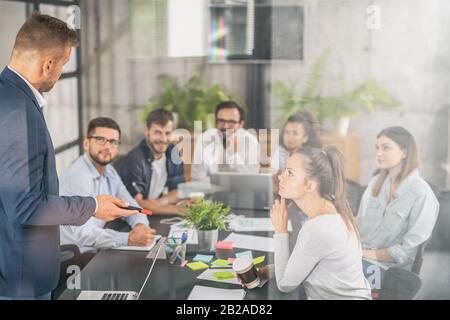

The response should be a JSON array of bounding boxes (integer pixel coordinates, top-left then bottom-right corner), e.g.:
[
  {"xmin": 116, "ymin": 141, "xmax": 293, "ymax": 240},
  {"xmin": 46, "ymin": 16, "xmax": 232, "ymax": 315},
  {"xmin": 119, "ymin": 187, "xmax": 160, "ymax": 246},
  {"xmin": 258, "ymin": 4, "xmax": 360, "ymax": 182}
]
[
  {"xmin": 191, "ymin": 101, "xmax": 260, "ymax": 183},
  {"xmin": 59, "ymin": 118, "xmax": 156, "ymax": 266}
]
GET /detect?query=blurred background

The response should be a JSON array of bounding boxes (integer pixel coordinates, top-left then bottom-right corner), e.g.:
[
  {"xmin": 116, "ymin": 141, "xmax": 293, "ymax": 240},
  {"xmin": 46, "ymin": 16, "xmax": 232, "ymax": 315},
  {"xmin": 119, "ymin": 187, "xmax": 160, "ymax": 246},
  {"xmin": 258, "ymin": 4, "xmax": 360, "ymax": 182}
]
[{"xmin": 0, "ymin": 0, "xmax": 449, "ymax": 299}]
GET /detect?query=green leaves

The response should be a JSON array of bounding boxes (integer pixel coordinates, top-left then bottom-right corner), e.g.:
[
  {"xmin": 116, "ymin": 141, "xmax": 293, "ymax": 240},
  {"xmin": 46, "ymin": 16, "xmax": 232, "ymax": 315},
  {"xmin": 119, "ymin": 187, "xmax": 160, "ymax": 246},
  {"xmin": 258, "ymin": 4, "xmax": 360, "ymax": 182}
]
[
  {"xmin": 183, "ymin": 199, "xmax": 230, "ymax": 231},
  {"xmin": 140, "ymin": 69, "xmax": 232, "ymax": 130},
  {"xmin": 268, "ymin": 49, "xmax": 400, "ymax": 126},
  {"xmin": 301, "ymin": 48, "xmax": 331, "ymax": 99}
]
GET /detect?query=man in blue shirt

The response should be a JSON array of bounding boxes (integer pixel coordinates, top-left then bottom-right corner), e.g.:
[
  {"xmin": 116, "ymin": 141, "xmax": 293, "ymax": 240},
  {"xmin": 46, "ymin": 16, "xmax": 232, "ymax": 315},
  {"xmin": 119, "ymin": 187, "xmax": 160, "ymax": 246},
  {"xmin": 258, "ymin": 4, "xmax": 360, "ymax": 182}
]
[
  {"xmin": 60, "ymin": 118, "xmax": 156, "ymax": 265},
  {"xmin": 120, "ymin": 109, "xmax": 187, "ymax": 215}
]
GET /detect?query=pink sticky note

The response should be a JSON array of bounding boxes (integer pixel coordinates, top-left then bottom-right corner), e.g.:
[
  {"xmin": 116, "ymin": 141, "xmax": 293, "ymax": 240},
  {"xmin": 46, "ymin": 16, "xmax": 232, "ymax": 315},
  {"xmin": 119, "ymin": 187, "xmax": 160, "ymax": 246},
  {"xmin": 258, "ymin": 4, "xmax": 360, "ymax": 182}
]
[
  {"xmin": 216, "ymin": 241, "xmax": 234, "ymax": 250},
  {"xmin": 227, "ymin": 258, "xmax": 236, "ymax": 263},
  {"xmin": 181, "ymin": 260, "xmax": 188, "ymax": 267}
]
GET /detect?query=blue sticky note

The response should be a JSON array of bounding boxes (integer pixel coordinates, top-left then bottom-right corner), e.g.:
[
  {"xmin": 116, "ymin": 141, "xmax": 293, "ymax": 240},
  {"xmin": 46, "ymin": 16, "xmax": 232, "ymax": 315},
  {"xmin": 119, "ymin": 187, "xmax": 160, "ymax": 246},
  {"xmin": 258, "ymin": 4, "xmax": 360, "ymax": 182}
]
[
  {"xmin": 193, "ymin": 254, "xmax": 214, "ymax": 263},
  {"xmin": 235, "ymin": 251, "xmax": 253, "ymax": 259}
]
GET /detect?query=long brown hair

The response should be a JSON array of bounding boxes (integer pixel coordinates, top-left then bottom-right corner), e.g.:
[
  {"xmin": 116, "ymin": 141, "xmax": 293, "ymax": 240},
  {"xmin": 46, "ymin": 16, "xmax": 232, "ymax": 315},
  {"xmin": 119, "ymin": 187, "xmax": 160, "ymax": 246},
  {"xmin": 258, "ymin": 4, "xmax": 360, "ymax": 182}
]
[
  {"xmin": 372, "ymin": 127, "xmax": 419, "ymax": 197},
  {"xmin": 294, "ymin": 146, "xmax": 360, "ymax": 239},
  {"xmin": 281, "ymin": 111, "xmax": 322, "ymax": 151}
]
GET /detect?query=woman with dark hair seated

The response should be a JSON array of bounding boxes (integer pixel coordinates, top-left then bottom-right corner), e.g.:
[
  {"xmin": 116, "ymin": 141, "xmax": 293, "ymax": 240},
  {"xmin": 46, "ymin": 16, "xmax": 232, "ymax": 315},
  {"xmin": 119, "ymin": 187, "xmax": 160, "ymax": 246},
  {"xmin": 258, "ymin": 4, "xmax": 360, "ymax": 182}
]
[{"xmin": 270, "ymin": 110, "xmax": 322, "ymax": 173}]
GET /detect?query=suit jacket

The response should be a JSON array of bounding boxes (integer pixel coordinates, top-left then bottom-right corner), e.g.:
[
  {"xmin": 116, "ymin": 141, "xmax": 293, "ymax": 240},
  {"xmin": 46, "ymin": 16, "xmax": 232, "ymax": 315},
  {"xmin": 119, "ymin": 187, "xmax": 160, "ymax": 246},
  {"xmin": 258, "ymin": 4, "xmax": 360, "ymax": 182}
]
[{"xmin": 0, "ymin": 67, "xmax": 96, "ymax": 297}]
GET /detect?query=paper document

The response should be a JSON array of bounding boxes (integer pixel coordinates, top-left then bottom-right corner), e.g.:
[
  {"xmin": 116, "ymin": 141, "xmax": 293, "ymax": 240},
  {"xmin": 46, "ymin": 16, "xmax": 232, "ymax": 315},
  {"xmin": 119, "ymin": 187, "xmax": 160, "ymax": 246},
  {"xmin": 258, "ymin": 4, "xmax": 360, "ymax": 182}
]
[
  {"xmin": 223, "ymin": 233, "xmax": 275, "ymax": 252},
  {"xmin": 197, "ymin": 269, "xmax": 240, "ymax": 285},
  {"xmin": 188, "ymin": 286, "xmax": 246, "ymax": 300},
  {"xmin": 230, "ymin": 217, "xmax": 293, "ymax": 232},
  {"xmin": 112, "ymin": 235, "xmax": 162, "ymax": 251},
  {"xmin": 168, "ymin": 223, "xmax": 198, "ymax": 245}
]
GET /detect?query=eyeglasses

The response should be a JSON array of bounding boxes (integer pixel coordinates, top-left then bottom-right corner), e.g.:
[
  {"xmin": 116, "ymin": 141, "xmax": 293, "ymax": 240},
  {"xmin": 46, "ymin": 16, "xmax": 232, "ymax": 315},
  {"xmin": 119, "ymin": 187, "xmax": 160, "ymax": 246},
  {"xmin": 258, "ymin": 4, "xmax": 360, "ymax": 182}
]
[
  {"xmin": 88, "ymin": 136, "xmax": 120, "ymax": 147},
  {"xmin": 216, "ymin": 118, "xmax": 241, "ymax": 125}
]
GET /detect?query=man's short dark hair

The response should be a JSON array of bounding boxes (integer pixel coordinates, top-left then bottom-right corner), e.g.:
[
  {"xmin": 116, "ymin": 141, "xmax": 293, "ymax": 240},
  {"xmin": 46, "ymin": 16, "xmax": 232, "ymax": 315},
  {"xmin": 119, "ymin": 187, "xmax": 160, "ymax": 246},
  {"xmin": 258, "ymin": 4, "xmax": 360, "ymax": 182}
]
[
  {"xmin": 146, "ymin": 109, "xmax": 174, "ymax": 128},
  {"xmin": 87, "ymin": 117, "xmax": 121, "ymax": 138},
  {"xmin": 13, "ymin": 12, "xmax": 78, "ymax": 52},
  {"xmin": 215, "ymin": 101, "xmax": 246, "ymax": 122}
]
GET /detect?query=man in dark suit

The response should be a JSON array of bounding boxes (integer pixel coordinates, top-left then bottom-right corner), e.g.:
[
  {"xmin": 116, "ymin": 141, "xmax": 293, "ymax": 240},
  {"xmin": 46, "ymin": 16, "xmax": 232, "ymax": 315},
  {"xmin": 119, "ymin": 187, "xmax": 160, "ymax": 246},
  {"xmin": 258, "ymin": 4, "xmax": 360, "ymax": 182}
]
[{"xmin": 0, "ymin": 13, "xmax": 138, "ymax": 300}]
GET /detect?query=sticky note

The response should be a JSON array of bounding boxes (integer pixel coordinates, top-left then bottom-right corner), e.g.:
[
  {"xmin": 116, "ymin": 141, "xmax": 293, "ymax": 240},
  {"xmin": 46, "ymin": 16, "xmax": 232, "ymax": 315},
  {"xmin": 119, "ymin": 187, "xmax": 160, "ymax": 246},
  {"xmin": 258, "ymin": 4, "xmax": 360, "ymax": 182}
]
[
  {"xmin": 253, "ymin": 256, "xmax": 266, "ymax": 265},
  {"xmin": 227, "ymin": 258, "xmax": 236, "ymax": 264},
  {"xmin": 181, "ymin": 260, "xmax": 188, "ymax": 267},
  {"xmin": 216, "ymin": 241, "xmax": 234, "ymax": 250},
  {"xmin": 213, "ymin": 271, "xmax": 235, "ymax": 280},
  {"xmin": 186, "ymin": 261, "xmax": 209, "ymax": 271},
  {"xmin": 193, "ymin": 254, "xmax": 214, "ymax": 263},
  {"xmin": 235, "ymin": 250, "xmax": 253, "ymax": 259},
  {"xmin": 211, "ymin": 259, "xmax": 231, "ymax": 267}
]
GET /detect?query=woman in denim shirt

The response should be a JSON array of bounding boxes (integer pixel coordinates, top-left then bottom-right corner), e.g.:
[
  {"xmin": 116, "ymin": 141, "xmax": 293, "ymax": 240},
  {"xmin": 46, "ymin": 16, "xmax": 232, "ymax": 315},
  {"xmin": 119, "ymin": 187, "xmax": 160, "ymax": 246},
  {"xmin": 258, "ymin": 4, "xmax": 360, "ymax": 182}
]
[{"xmin": 357, "ymin": 127, "xmax": 439, "ymax": 270}]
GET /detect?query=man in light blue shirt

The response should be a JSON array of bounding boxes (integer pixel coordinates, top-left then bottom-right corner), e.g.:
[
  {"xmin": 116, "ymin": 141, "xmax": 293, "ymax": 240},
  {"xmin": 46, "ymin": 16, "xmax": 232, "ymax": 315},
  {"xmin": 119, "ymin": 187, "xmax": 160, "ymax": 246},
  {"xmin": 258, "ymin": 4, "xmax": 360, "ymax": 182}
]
[{"xmin": 60, "ymin": 118, "xmax": 156, "ymax": 264}]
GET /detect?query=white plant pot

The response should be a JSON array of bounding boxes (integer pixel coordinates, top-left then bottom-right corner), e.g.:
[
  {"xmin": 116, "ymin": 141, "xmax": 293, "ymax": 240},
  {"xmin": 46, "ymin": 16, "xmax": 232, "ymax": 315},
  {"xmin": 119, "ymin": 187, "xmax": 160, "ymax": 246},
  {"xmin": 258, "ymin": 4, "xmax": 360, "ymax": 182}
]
[
  {"xmin": 337, "ymin": 116, "xmax": 351, "ymax": 137},
  {"xmin": 196, "ymin": 229, "xmax": 219, "ymax": 252}
]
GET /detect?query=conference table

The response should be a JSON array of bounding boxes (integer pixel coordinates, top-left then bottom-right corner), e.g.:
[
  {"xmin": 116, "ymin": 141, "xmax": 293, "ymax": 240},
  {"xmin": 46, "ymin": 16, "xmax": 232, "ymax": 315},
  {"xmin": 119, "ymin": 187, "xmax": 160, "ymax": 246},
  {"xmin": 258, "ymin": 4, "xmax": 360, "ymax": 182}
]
[{"xmin": 59, "ymin": 206, "xmax": 304, "ymax": 300}]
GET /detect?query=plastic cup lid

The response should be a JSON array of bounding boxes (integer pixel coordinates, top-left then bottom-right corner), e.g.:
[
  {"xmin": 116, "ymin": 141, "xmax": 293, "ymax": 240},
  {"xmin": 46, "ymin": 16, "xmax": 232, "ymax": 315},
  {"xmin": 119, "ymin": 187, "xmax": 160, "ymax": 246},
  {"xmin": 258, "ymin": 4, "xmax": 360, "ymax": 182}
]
[{"xmin": 232, "ymin": 255, "xmax": 253, "ymax": 273}]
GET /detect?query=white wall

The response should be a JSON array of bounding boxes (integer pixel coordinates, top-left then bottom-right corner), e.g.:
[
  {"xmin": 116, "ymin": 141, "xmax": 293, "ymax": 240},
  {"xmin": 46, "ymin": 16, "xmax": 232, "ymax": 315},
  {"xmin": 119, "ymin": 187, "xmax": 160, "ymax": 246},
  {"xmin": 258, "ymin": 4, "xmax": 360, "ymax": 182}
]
[{"xmin": 0, "ymin": 1, "xmax": 26, "ymax": 67}]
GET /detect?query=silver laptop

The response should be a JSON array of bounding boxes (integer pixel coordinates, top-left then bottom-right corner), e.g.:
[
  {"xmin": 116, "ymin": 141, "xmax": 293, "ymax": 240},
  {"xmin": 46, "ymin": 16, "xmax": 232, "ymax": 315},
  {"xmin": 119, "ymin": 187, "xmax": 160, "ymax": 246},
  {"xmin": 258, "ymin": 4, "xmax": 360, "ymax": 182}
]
[
  {"xmin": 76, "ymin": 238, "xmax": 164, "ymax": 300},
  {"xmin": 210, "ymin": 172, "xmax": 274, "ymax": 210}
]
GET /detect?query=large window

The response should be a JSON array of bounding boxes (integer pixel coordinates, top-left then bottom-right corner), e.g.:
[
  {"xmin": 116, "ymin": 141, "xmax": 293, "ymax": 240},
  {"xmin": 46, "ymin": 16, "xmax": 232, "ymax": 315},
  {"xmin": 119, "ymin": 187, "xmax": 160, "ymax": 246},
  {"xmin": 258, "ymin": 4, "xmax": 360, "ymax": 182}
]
[{"xmin": 0, "ymin": 0, "xmax": 83, "ymax": 176}]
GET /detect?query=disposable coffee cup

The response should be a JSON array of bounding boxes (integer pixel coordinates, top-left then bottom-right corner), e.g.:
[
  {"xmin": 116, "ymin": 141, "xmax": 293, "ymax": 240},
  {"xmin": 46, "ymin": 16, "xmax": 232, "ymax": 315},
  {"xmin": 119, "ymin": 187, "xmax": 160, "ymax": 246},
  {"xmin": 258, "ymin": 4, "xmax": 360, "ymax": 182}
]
[
  {"xmin": 232, "ymin": 255, "xmax": 260, "ymax": 289},
  {"xmin": 189, "ymin": 192, "xmax": 205, "ymax": 201}
]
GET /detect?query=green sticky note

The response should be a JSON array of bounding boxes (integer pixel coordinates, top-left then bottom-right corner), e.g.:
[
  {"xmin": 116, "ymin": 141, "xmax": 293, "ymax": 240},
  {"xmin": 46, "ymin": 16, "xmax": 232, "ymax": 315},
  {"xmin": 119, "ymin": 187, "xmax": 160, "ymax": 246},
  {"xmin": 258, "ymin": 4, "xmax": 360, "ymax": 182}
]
[
  {"xmin": 186, "ymin": 261, "xmax": 209, "ymax": 271},
  {"xmin": 213, "ymin": 271, "xmax": 235, "ymax": 280},
  {"xmin": 253, "ymin": 256, "xmax": 265, "ymax": 265},
  {"xmin": 211, "ymin": 259, "xmax": 231, "ymax": 267}
]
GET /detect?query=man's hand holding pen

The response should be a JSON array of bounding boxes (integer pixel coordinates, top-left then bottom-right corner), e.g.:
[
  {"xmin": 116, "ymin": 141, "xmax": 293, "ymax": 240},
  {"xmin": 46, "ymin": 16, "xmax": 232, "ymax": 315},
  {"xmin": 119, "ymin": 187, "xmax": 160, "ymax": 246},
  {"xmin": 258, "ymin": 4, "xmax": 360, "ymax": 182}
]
[{"xmin": 94, "ymin": 195, "xmax": 139, "ymax": 221}]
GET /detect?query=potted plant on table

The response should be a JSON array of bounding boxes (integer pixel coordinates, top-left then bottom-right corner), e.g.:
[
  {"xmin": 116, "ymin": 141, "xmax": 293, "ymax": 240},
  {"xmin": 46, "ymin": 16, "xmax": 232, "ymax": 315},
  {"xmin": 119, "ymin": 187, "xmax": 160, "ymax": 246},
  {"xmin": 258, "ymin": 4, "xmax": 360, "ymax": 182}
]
[{"xmin": 183, "ymin": 199, "xmax": 230, "ymax": 252}]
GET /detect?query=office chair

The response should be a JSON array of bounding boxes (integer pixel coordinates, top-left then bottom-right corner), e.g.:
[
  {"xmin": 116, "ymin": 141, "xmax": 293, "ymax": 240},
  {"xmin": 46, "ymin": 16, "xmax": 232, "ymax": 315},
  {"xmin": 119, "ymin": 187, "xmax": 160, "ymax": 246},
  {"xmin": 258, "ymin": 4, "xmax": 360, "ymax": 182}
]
[
  {"xmin": 345, "ymin": 180, "xmax": 365, "ymax": 216},
  {"xmin": 411, "ymin": 238, "xmax": 431, "ymax": 275},
  {"xmin": 379, "ymin": 267, "xmax": 422, "ymax": 300}
]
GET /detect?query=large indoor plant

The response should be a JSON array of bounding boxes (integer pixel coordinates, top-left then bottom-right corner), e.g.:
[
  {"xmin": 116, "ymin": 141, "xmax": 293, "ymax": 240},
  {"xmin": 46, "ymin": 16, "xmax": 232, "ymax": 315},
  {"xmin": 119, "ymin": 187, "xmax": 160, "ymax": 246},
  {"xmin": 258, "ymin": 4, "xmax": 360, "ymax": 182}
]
[
  {"xmin": 140, "ymin": 67, "xmax": 231, "ymax": 131},
  {"xmin": 183, "ymin": 199, "xmax": 230, "ymax": 252},
  {"xmin": 269, "ymin": 49, "xmax": 401, "ymax": 135}
]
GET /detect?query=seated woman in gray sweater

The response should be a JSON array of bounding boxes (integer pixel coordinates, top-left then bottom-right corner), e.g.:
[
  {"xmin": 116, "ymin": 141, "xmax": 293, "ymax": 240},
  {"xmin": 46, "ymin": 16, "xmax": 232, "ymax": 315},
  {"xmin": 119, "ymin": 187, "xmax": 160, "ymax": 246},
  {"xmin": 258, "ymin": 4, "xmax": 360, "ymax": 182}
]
[{"xmin": 258, "ymin": 146, "xmax": 372, "ymax": 299}]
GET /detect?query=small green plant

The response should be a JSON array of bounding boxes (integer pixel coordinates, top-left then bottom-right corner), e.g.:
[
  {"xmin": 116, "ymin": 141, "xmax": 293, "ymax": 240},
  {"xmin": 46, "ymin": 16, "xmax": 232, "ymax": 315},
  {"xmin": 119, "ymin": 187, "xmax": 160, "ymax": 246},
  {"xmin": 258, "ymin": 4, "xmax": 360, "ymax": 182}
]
[
  {"xmin": 268, "ymin": 49, "xmax": 400, "ymax": 126},
  {"xmin": 183, "ymin": 199, "xmax": 230, "ymax": 231},
  {"xmin": 140, "ymin": 67, "xmax": 231, "ymax": 130}
]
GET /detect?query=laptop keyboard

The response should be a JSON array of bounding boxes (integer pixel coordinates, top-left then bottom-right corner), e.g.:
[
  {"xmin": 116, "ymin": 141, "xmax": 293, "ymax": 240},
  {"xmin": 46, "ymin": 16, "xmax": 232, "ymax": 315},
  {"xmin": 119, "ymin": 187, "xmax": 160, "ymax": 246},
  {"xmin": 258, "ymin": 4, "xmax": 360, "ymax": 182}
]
[{"xmin": 101, "ymin": 293, "xmax": 129, "ymax": 300}]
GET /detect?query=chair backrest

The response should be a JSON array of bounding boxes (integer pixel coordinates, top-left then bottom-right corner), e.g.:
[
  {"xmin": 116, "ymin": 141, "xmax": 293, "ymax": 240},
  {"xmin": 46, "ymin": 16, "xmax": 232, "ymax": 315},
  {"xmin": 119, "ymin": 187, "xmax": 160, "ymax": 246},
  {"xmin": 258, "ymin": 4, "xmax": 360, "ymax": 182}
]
[
  {"xmin": 379, "ymin": 267, "xmax": 422, "ymax": 300},
  {"xmin": 345, "ymin": 180, "xmax": 365, "ymax": 216},
  {"xmin": 411, "ymin": 238, "xmax": 430, "ymax": 275}
]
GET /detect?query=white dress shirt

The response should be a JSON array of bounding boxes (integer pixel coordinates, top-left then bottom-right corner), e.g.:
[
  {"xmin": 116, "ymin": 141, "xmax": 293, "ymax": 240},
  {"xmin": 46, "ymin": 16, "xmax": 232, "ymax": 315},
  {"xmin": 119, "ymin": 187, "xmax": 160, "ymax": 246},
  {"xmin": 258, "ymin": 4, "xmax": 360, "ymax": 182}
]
[
  {"xmin": 7, "ymin": 66, "xmax": 46, "ymax": 108},
  {"xmin": 191, "ymin": 128, "xmax": 260, "ymax": 183},
  {"xmin": 147, "ymin": 154, "xmax": 168, "ymax": 199}
]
